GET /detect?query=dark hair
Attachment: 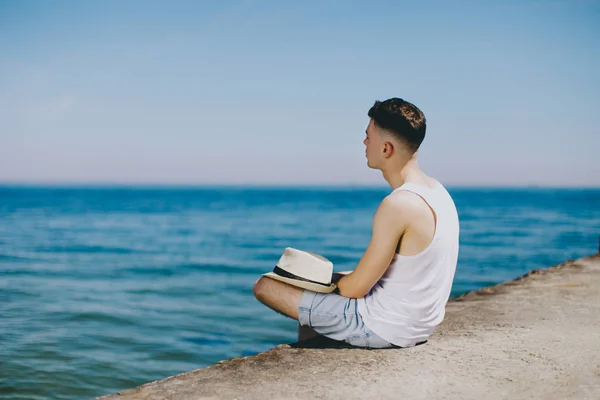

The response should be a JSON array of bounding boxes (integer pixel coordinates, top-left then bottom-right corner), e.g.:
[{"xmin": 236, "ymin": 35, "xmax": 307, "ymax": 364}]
[{"xmin": 367, "ymin": 98, "xmax": 426, "ymax": 152}]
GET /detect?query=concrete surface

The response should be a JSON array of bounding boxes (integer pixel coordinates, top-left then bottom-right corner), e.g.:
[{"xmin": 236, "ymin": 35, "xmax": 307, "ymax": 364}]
[{"xmin": 97, "ymin": 254, "xmax": 600, "ymax": 400}]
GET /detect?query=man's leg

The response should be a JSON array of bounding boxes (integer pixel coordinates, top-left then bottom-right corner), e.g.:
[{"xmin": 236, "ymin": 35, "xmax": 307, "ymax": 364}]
[
  {"xmin": 253, "ymin": 276, "xmax": 305, "ymax": 320},
  {"xmin": 253, "ymin": 277, "xmax": 327, "ymax": 342}
]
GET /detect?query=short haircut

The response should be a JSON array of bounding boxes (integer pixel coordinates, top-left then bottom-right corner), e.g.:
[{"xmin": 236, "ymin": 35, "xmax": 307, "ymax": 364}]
[{"xmin": 367, "ymin": 98, "xmax": 426, "ymax": 152}]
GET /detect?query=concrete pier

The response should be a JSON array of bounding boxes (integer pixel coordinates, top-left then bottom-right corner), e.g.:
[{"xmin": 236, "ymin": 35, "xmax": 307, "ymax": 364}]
[{"xmin": 97, "ymin": 254, "xmax": 600, "ymax": 400}]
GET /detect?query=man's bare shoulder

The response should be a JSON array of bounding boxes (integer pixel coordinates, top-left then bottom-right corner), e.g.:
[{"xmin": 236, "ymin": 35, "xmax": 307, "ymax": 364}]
[
  {"xmin": 381, "ymin": 189, "xmax": 430, "ymax": 214},
  {"xmin": 374, "ymin": 189, "xmax": 433, "ymax": 234}
]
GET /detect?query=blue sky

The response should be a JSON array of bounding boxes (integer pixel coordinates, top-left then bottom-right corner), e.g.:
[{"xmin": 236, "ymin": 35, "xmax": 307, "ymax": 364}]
[{"xmin": 1, "ymin": 0, "xmax": 598, "ymax": 186}]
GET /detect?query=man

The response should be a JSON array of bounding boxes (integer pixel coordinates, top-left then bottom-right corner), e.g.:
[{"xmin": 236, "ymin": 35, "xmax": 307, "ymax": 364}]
[{"xmin": 253, "ymin": 97, "xmax": 460, "ymax": 348}]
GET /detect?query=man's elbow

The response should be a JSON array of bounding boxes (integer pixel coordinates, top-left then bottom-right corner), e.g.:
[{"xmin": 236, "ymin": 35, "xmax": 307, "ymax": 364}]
[
  {"xmin": 338, "ymin": 286, "xmax": 370, "ymax": 299},
  {"xmin": 336, "ymin": 275, "xmax": 372, "ymax": 299}
]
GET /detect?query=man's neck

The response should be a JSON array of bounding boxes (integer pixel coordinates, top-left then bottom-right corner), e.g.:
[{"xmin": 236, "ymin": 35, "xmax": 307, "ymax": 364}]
[{"xmin": 382, "ymin": 156, "xmax": 421, "ymax": 191}]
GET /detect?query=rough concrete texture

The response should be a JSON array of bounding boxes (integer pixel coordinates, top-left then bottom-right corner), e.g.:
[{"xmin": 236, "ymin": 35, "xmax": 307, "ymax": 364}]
[{"xmin": 97, "ymin": 254, "xmax": 600, "ymax": 400}]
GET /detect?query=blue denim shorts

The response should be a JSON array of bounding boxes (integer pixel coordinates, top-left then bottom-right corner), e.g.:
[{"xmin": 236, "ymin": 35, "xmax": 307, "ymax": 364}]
[{"xmin": 298, "ymin": 290, "xmax": 395, "ymax": 349}]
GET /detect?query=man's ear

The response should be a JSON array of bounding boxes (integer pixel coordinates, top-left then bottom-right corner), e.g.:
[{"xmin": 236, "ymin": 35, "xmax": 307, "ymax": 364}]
[{"xmin": 382, "ymin": 142, "xmax": 394, "ymax": 157}]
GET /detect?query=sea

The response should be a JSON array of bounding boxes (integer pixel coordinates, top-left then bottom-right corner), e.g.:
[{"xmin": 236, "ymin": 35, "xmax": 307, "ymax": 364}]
[{"xmin": 1, "ymin": 185, "xmax": 598, "ymax": 400}]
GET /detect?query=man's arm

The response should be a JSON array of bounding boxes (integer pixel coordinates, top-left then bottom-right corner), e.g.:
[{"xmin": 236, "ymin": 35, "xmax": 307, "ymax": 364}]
[{"xmin": 335, "ymin": 193, "xmax": 410, "ymax": 298}]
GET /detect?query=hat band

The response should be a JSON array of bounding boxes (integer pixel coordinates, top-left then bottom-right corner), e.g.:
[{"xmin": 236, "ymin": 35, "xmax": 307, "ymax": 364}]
[{"xmin": 272, "ymin": 266, "xmax": 331, "ymax": 287}]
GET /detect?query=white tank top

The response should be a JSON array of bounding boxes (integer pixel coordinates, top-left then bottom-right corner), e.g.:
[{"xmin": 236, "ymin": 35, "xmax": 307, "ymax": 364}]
[{"xmin": 357, "ymin": 181, "xmax": 460, "ymax": 347}]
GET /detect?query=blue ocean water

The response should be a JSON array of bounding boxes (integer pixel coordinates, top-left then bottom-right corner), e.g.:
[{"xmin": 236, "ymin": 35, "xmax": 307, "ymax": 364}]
[{"xmin": 0, "ymin": 186, "xmax": 598, "ymax": 399}]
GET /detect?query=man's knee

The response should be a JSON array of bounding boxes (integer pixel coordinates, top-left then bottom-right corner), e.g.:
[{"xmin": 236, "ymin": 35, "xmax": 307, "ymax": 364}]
[
  {"xmin": 253, "ymin": 276, "xmax": 303, "ymax": 320},
  {"xmin": 253, "ymin": 277, "xmax": 270, "ymax": 302}
]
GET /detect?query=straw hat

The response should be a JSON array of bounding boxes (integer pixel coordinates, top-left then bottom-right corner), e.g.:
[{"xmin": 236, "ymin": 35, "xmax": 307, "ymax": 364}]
[{"xmin": 262, "ymin": 247, "xmax": 337, "ymax": 293}]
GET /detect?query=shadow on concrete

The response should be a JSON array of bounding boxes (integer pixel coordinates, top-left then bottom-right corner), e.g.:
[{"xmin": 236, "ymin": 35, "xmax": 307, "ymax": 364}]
[
  {"xmin": 288, "ymin": 335, "xmax": 356, "ymax": 349},
  {"xmin": 288, "ymin": 335, "xmax": 427, "ymax": 350}
]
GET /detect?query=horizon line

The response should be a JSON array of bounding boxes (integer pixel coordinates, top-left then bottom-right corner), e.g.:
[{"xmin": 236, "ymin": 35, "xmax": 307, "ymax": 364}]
[{"xmin": 0, "ymin": 181, "xmax": 598, "ymax": 190}]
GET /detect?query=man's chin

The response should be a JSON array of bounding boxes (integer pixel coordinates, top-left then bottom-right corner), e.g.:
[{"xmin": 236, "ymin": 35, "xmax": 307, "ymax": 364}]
[{"xmin": 366, "ymin": 162, "xmax": 381, "ymax": 171}]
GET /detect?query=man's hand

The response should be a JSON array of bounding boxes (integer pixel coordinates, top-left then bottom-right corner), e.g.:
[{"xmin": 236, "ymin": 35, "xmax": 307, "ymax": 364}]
[{"xmin": 335, "ymin": 192, "xmax": 413, "ymax": 298}]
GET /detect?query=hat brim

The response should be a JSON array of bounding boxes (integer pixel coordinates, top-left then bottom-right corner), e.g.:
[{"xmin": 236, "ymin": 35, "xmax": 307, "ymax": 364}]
[{"xmin": 262, "ymin": 272, "xmax": 337, "ymax": 294}]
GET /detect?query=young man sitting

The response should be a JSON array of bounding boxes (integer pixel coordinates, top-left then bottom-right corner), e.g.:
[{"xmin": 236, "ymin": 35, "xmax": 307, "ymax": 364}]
[{"xmin": 253, "ymin": 98, "xmax": 460, "ymax": 348}]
